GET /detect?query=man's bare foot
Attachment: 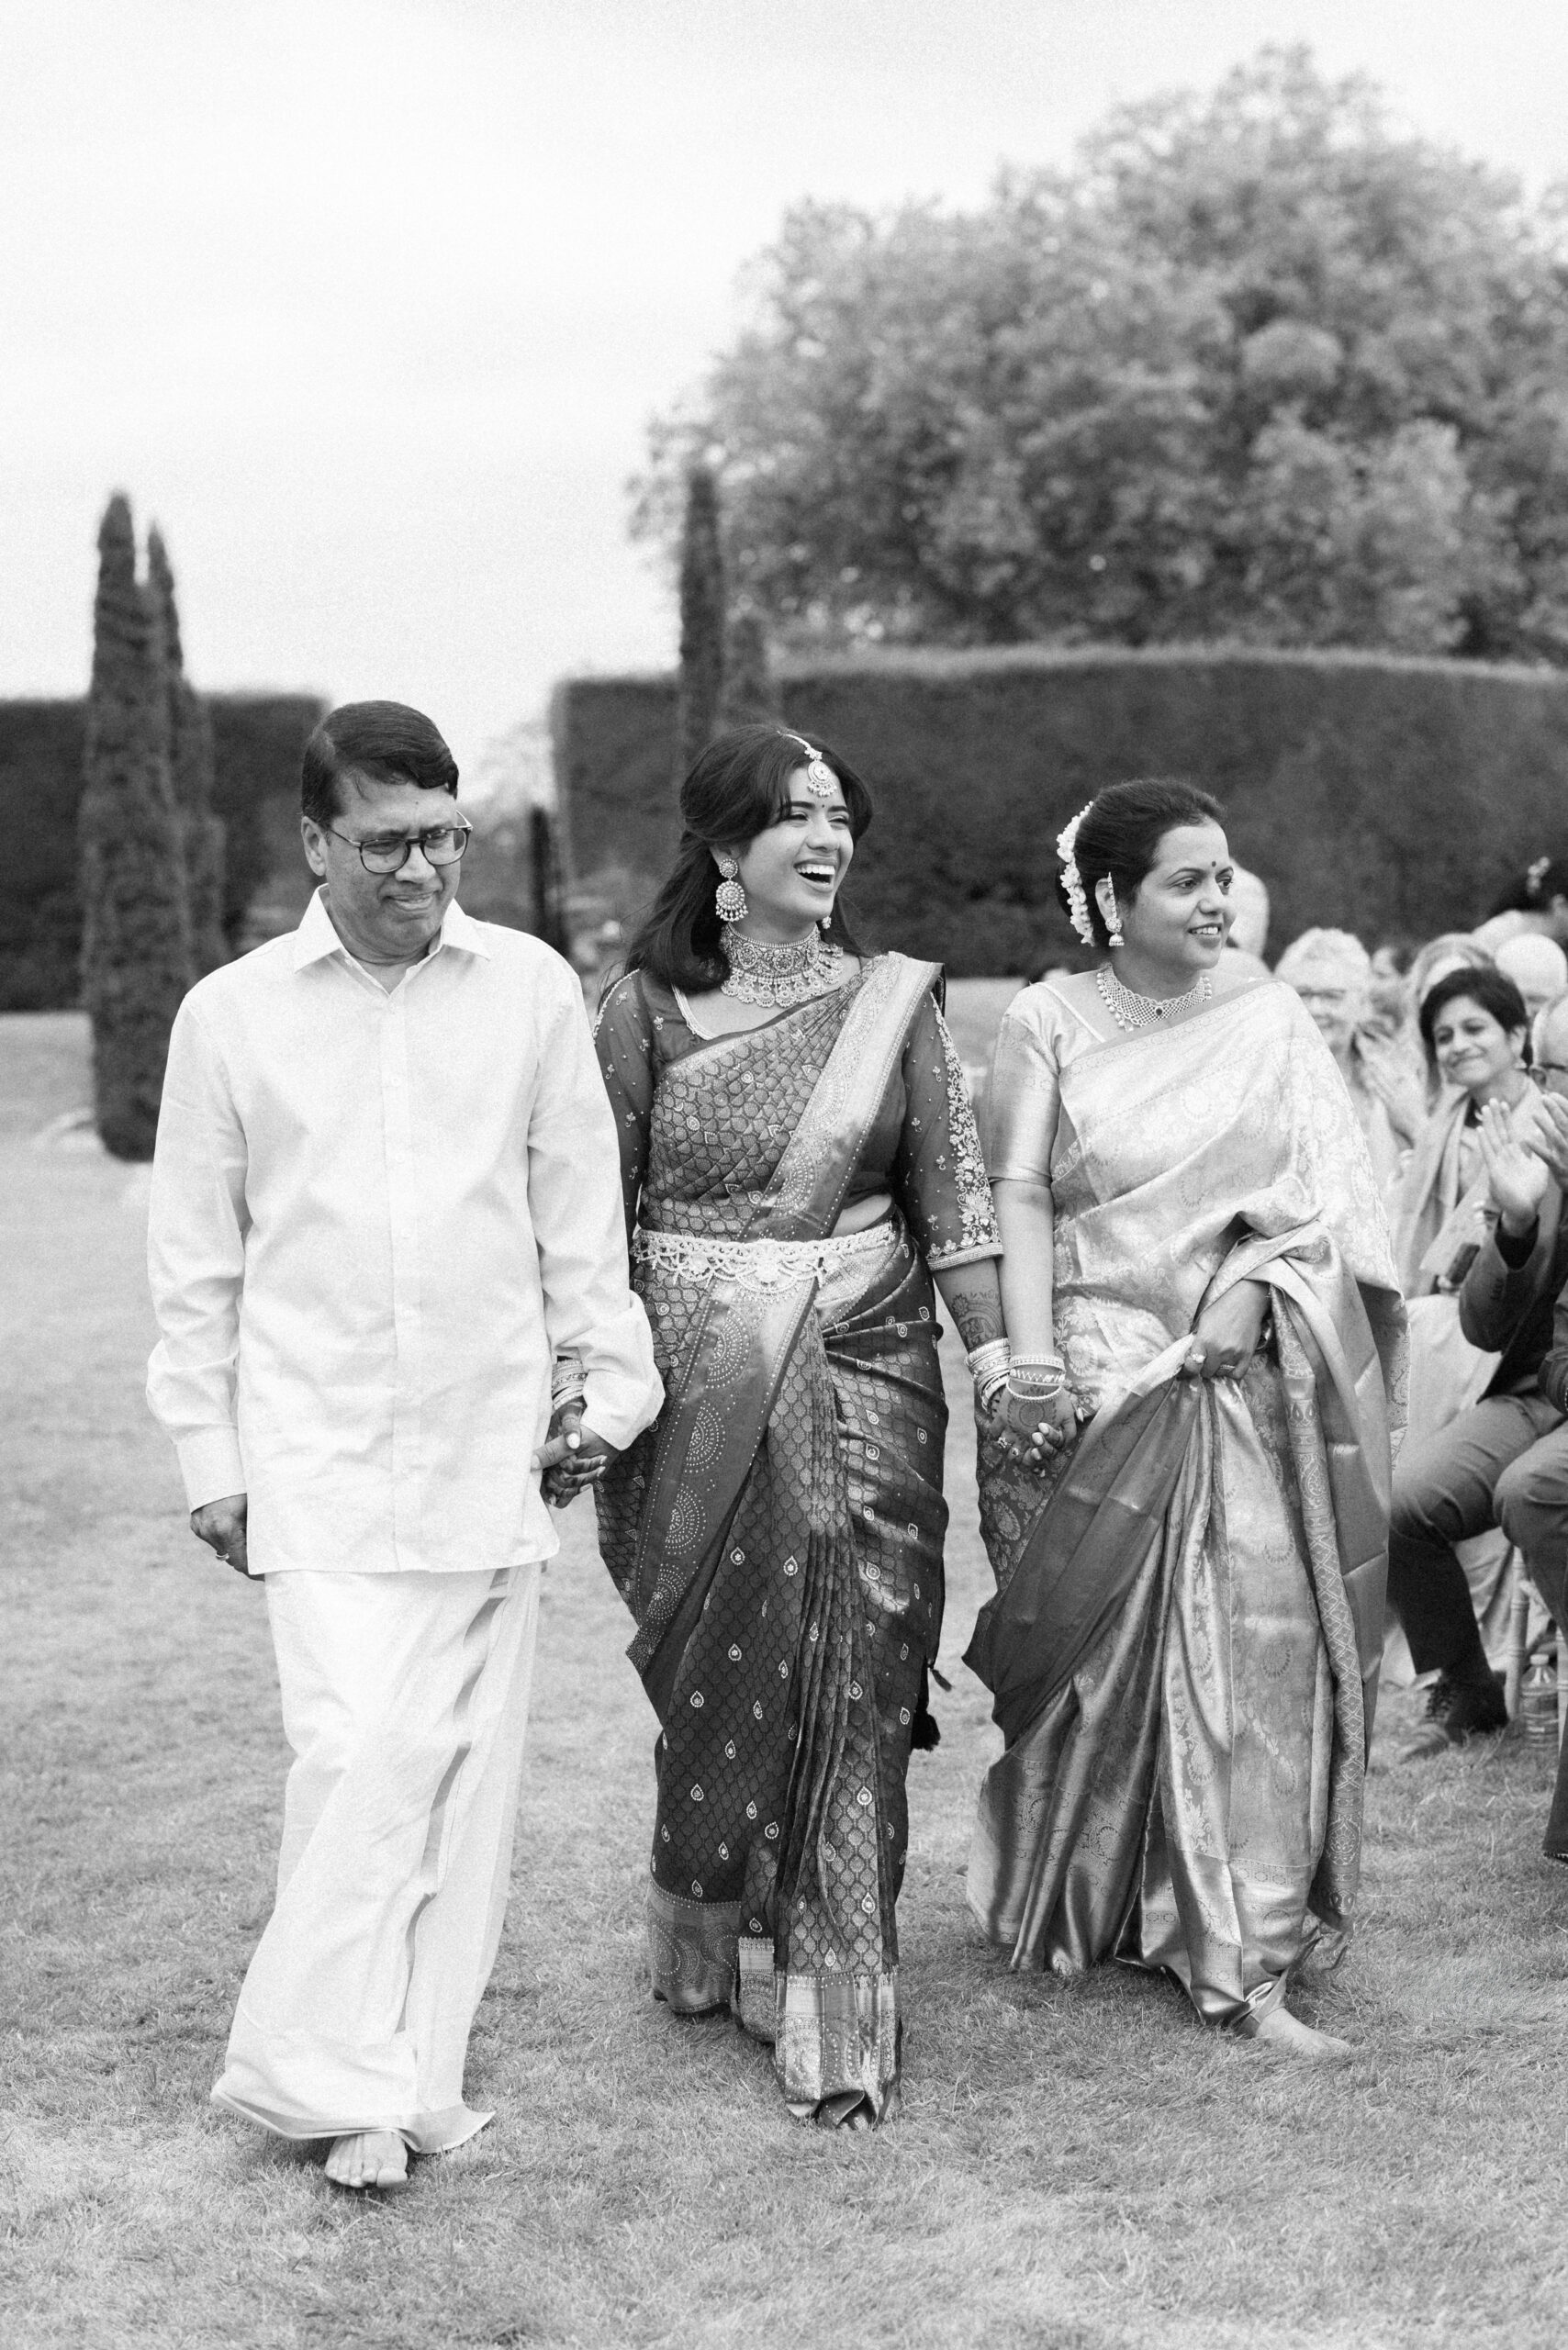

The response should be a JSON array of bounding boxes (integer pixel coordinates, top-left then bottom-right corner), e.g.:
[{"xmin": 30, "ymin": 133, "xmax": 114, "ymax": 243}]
[
  {"xmin": 1247, "ymin": 2006, "xmax": 1353, "ymax": 2061},
  {"xmin": 325, "ymin": 2131, "xmax": 409, "ymax": 2189}
]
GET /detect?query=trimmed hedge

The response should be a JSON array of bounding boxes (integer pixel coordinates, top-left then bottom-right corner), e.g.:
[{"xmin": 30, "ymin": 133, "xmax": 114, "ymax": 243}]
[
  {"xmin": 553, "ymin": 646, "xmax": 1568, "ymax": 974},
  {"xmin": 1, "ymin": 693, "xmax": 324, "ymax": 1009}
]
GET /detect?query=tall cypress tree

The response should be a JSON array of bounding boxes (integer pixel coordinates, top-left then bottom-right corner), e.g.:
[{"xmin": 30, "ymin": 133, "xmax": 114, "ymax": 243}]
[
  {"xmin": 718, "ymin": 602, "xmax": 779, "ymax": 726},
  {"xmin": 80, "ymin": 495, "xmax": 195, "ymax": 1159},
  {"xmin": 147, "ymin": 526, "xmax": 228, "ymax": 975},
  {"xmin": 676, "ymin": 464, "xmax": 726, "ymax": 778}
]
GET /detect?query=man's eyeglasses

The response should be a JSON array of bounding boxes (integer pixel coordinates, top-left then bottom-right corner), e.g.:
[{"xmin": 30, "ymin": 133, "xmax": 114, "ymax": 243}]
[{"xmin": 325, "ymin": 822, "xmax": 472, "ymax": 875}]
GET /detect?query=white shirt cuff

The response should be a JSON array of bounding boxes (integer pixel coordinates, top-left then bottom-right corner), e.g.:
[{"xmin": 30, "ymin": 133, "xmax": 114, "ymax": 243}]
[
  {"xmin": 176, "ymin": 1427, "xmax": 247, "ymax": 1512},
  {"xmin": 581, "ymin": 1364, "xmax": 665, "ymax": 1454}
]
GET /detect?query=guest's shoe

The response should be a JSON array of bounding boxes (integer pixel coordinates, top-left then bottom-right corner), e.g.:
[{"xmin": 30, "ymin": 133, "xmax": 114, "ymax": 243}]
[
  {"xmin": 1399, "ymin": 1664, "xmax": 1507, "ymax": 1758},
  {"xmin": 1426, "ymin": 1665, "xmax": 1508, "ymax": 1740}
]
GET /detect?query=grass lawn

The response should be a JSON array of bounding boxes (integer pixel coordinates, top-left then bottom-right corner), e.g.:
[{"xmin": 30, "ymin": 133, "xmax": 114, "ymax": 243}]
[{"xmin": 4, "ymin": 1008, "xmax": 1567, "ymax": 2350}]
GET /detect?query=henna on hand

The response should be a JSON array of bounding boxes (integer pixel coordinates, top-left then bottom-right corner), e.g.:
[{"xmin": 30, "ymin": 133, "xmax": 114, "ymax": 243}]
[{"xmin": 943, "ymin": 1279, "xmax": 1005, "ymax": 1351}]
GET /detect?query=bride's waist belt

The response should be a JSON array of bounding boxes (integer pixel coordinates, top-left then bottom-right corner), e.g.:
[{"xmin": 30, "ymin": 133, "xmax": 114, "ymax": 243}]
[{"xmin": 633, "ymin": 1221, "xmax": 895, "ymax": 1293}]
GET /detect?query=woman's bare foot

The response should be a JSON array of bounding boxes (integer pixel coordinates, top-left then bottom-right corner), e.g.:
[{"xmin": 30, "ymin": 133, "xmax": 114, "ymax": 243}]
[
  {"xmin": 325, "ymin": 2131, "xmax": 409, "ymax": 2189},
  {"xmin": 1247, "ymin": 2006, "xmax": 1353, "ymax": 2061}
]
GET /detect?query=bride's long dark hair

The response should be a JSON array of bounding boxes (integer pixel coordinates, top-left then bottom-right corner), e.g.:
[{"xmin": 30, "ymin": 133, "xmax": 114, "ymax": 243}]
[{"xmin": 621, "ymin": 725, "xmax": 874, "ymax": 991}]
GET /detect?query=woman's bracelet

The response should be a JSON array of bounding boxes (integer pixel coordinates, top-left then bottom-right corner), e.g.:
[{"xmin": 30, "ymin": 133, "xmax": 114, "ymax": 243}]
[
  {"xmin": 1007, "ymin": 1368, "xmax": 1066, "ymax": 1401},
  {"xmin": 965, "ymin": 1338, "xmax": 1011, "ymax": 1383},
  {"xmin": 1010, "ymin": 1350, "xmax": 1066, "ymax": 1374}
]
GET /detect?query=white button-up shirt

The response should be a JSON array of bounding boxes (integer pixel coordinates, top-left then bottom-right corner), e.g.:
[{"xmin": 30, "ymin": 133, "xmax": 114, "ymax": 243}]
[{"xmin": 146, "ymin": 890, "xmax": 662, "ymax": 1575}]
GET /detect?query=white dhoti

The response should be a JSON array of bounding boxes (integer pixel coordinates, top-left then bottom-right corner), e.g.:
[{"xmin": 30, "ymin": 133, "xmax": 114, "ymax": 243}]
[{"xmin": 213, "ymin": 1562, "xmax": 540, "ymax": 2151}]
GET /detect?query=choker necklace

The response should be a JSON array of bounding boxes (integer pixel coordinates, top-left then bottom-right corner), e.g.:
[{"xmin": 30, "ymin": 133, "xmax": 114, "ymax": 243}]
[
  {"xmin": 1096, "ymin": 962, "xmax": 1213, "ymax": 1034},
  {"xmin": 720, "ymin": 927, "xmax": 847, "ymax": 1008}
]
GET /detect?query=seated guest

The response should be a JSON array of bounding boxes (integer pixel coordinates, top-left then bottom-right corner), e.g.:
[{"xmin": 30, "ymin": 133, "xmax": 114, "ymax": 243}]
[
  {"xmin": 1404, "ymin": 935, "xmax": 1496, "ymax": 1111},
  {"xmin": 1408, "ymin": 932, "xmax": 1495, "ymax": 1006},
  {"xmin": 1390, "ymin": 966, "xmax": 1533, "ymax": 1303},
  {"xmin": 1388, "ymin": 968, "xmax": 1537, "ymax": 1658},
  {"xmin": 1519, "ymin": 1079, "xmax": 1568, "ymax": 1863},
  {"xmin": 1366, "ymin": 940, "xmax": 1427, "ymax": 1066},
  {"xmin": 1495, "ymin": 932, "xmax": 1568, "ymax": 1024},
  {"xmin": 1388, "ymin": 987, "xmax": 1568, "ymax": 1768},
  {"xmin": 1220, "ymin": 864, "xmax": 1271, "ymax": 978},
  {"xmin": 1275, "ymin": 927, "xmax": 1424, "ymax": 1190},
  {"xmin": 1473, "ymin": 856, "xmax": 1568, "ymax": 954}
]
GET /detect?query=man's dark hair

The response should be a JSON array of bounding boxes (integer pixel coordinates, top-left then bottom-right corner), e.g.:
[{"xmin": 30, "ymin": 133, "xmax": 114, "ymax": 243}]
[{"xmin": 301, "ymin": 701, "xmax": 459, "ymax": 828}]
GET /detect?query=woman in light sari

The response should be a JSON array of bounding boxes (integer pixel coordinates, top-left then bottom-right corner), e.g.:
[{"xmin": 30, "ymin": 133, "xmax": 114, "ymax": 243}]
[
  {"xmin": 590, "ymin": 726, "xmax": 1028, "ymax": 2128},
  {"xmin": 1390, "ymin": 964, "xmax": 1534, "ymax": 1449},
  {"xmin": 1384, "ymin": 965, "xmax": 1535, "ymax": 1658},
  {"xmin": 968, "ymin": 779, "xmax": 1405, "ymax": 2057},
  {"xmin": 1390, "ymin": 964, "xmax": 1533, "ymax": 1312}
]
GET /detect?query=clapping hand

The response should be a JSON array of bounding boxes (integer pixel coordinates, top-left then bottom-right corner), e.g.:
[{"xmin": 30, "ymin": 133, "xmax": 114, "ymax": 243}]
[
  {"xmin": 535, "ymin": 1399, "xmax": 618, "ymax": 1508},
  {"xmin": 1477, "ymin": 1099, "xmax": 1551, "ymax": 1235},
  {"xmin": 1527, "ymin": 1090, "xmax": 1568, "ymax": 1193}
]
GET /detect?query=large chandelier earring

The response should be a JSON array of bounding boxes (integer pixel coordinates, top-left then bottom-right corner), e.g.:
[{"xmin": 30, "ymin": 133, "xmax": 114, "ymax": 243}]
[
  {"xmin": 1103, "ymin": 881, "xmax": 1125, "ymax": 950},
  {"xmin": 714, "ymin": 853, "xmax": 748, "ymax": 924}
]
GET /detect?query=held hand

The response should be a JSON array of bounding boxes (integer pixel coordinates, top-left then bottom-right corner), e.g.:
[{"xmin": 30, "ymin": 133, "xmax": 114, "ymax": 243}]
[
  {"xmin": 1477, "ymin": 1099, "xmax": 1551, "ymax": 1233},
  {"xmin": 1184, "ymin": 1280, "xmax": 1270, "ymax": 1381},
  {"xmin": 191, "ymin": 1492, "xmax": 250, "ymax": 1575},
  {"xmin": 988, "ymin": 1382, "xmax": 1077, "ymax": 1466},
  {"xmin": 535, "ymin": 1402, "xmax": 619, "ymax": 1508}
]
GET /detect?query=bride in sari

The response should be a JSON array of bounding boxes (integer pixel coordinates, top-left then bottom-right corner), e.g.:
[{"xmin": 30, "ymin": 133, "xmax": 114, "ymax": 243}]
[
  {"xmin": 589, "ymin": 725, "xmax": 1030, "ymax": 2127},
  {"xmin": 968, "ymin": 779, "xmax": 1406, "ymax": 2057}
]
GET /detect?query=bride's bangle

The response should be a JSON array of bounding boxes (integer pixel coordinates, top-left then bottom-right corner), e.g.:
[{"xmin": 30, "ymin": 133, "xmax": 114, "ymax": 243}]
[
  {"xmin": 1007, "ymin": 1368, "xmax": 1066, "ymax": 1402},
  {"xmin": 966, "ymin": 1338, "xmax": 1011, "ymax": 1384}
]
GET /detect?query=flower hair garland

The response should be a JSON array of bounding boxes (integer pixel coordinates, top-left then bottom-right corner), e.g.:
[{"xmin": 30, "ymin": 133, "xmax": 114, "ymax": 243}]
[{"xmin": 1057, "ymin": 801, "xmax": 1097, "ymax": 946}]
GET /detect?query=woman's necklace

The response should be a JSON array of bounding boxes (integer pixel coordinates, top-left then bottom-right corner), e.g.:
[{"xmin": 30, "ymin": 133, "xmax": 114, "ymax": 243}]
[
  {"xmin": 720, "ymin": 926, "xmax": 847, "ymax": 1008},
  {"xmin": 1095, "ymin": 962, "xmax": 1213, "ymax": 1034}
]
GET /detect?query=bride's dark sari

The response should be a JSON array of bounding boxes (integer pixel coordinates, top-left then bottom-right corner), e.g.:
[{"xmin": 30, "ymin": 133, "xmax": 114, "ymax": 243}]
[{"xmin": 593, "ymin": 953, "xmax": 998, "ymax": 2121}]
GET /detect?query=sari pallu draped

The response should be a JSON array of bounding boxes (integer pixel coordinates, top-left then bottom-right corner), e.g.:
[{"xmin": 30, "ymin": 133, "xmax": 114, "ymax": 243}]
[
  {"xmin": 595, "ymin": 955, "xmax": 986, "ymax": 2121},
  {"xmin": 969, "ymin": 982, "xmax": 1406, "ymax": 2025}
]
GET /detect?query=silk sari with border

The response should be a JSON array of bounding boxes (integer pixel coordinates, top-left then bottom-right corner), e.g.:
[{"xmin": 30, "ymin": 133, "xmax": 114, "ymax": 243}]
[
  {"xmin": 596, "ymin": 953, "xmax": 951, "ymax": 2121},
  {"xmin": 969, "ymin": 981, "xmax": 1406, "ymax": 2025}
]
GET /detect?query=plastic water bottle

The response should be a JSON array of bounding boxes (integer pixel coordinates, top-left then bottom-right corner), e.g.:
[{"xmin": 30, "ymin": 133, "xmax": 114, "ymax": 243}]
[{"xmin": 1521, "ymin": 1655, "xmax": 1559, "ymax": 1749}]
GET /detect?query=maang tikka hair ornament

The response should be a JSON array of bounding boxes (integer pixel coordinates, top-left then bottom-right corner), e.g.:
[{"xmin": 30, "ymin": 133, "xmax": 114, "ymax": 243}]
[
  {"xmin": 782, "ymin": 732, "xmax": 837, "ymax": 800},
  {"xmin": 1056, "ymin": 802, "xmax": 1097, "ymax": 947},
  {"xmin": 714, "ymin": 853, "xmax": 748, "ymax": 924}
]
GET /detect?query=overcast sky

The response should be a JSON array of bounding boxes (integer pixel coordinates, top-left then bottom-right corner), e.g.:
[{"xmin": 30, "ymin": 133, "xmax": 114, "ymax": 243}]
[{"xmin": 6, "ymin": 0, "xmax": 1568, "ymax": 774}]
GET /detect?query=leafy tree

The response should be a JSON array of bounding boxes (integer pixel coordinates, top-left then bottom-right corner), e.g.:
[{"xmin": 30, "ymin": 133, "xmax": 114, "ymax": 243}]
[
  {"xmin": 676, "ymin": 464, "xmax": 726, "ymax": 774},
  {"xmin": 718, "ymin": 604, "xmax": 779, "ymax": 725},
  {"xmin": 147, "ymin": 526, "xmax": 228, "ymax": 974},
  {"xmin": 80, "ymin": 495, "xmax": 194, "ymax": 1159},
  {"xmin": 636, "ymin": 47, "xmax": 1568, "ymax": 663}
]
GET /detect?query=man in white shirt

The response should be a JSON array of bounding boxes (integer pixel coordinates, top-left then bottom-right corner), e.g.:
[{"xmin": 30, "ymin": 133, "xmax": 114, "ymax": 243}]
[{"xmin": 147, "ymin": 700, "xmax": 661, "ymax": 2191}]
